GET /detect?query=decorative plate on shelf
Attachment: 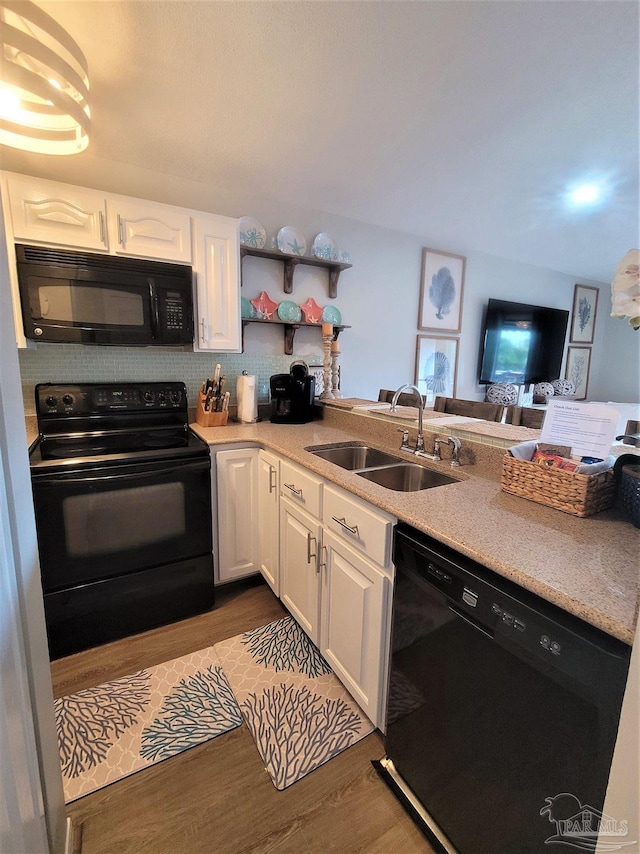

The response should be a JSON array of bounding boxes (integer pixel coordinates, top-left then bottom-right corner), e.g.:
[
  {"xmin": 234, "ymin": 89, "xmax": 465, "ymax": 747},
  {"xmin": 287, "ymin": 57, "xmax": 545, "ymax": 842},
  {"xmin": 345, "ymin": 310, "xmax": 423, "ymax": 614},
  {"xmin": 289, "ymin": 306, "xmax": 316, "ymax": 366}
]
[
  {"xmin": 277, "ymin": 300, "xmax": 302, "ymax": 322},
  {"xmin": 241, "ymin": 296, "xmax": 257, "ymax": 318},
  {"xmin": 321, "ymin": 305, "xmax": 342, "ymax": 325},
  {"xmin": 238, "ymin": 217, "xmax": 266, "ymax": 249},
  {"xmin": 312, "ymin": 233, "xmax": 338, "ymax": 261},
  {"xmin": 276, "ymin": 226, "xmax": 306, "ymax": 256},
  {"xmin": 250, "ymin": 290, "xmax": 279, "ymax": 320},
  {"xmin": 300, "ymin": 297, "xmax": 324, "ymax": 323}
]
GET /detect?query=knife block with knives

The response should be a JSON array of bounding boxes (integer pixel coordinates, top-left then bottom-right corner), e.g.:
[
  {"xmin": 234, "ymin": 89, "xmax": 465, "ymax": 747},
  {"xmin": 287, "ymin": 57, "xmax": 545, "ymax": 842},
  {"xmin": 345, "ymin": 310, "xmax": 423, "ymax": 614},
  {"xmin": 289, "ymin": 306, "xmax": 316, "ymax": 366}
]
[{"xmin": 196, "ymin": 365, "xmax": 230, "ymax": 427}]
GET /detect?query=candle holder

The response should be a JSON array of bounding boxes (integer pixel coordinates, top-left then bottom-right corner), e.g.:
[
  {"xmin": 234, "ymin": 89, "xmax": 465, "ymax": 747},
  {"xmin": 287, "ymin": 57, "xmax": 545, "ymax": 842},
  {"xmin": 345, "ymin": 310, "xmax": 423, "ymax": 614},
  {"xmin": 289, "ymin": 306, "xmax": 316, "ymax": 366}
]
[
  {"xmin": 331, "ymin": 345, "xmax": 342, "ymax": 398},
  {"xmin": 319, "ymin": 334, "xmax": 335, "ymax": 400}
]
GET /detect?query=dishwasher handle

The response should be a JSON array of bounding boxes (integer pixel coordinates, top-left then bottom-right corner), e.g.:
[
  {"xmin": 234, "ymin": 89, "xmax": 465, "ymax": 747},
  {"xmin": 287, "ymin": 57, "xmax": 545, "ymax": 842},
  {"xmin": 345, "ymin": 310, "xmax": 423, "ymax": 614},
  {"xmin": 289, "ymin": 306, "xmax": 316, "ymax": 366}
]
[{"xmin": 448, "ymin": 605, "xmax": 494, "ymax": 639}]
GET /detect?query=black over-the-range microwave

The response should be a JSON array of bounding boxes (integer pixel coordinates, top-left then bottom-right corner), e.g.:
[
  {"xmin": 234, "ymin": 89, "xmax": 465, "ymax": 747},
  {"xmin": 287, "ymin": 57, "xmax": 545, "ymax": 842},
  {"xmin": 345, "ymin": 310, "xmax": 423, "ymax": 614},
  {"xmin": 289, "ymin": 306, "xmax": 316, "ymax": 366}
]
[{"xmin": 16, "ymin": 243, "xmax": 194, "ymax": 346}]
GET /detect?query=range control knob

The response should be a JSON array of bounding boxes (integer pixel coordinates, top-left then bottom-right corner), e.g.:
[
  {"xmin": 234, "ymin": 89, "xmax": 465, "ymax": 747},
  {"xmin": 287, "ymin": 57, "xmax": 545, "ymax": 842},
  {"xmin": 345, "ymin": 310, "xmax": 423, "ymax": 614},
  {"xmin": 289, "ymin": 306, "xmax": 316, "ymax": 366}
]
[
  {"xmin": 62, "ymin": 394, "xmax": 74, "ymax": 406},
  {"xmin": 45, "ymin": 395, "xmax": 57, "ymax": 407},
  {"xmin": 170, "ymin": 389, "xmax": 181, "ymax": 404},
  {"xmin": 143, "ymin": 390, "xmax": 154, "ymax": 403},
  {"xmin": 157, "ymin": 392, "xmax": 166, "ymax": 404}
]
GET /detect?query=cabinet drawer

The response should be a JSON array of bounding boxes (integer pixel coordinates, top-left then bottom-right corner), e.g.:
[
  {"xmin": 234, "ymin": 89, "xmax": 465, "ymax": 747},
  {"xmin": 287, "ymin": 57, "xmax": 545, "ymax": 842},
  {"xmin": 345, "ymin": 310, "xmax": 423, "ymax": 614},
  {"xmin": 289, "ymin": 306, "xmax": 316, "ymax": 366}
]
[
  {"xmin": 280, "ymin": 460, "xmax": 322, "ymax": 518},
  {"xmin": 323, "ymin": 484, "xmax": 394, "ymax": 568}
]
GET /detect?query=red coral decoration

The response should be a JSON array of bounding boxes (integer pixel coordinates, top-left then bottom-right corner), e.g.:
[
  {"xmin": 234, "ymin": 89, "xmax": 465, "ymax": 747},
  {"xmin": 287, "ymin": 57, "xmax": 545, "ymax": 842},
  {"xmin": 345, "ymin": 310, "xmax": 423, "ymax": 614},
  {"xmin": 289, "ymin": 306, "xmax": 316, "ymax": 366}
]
[
  {"xmin": 250, "ymin": 290, "xmax": 278, "ymax": 320},
  {"xmin": 300, "ymin": 297, "xmax": 323, "ymax": 323}
]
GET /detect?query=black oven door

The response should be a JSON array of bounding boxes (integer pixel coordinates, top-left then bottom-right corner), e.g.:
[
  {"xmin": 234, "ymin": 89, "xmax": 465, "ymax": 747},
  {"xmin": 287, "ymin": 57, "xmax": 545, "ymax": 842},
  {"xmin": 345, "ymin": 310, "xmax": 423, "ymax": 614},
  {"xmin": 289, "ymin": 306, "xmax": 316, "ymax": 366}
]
[{"xmin": 32, "ymin": 456, "xmax": 212, "ymax": 592}]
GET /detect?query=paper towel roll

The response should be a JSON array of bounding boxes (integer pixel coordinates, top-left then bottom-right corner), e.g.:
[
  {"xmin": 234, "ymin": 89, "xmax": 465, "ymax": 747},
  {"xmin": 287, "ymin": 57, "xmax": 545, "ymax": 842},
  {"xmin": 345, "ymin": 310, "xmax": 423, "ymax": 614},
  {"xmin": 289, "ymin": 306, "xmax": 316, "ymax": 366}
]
[{"xmin": 236, "ymin": 373, "xmax": 258, "ymax": 423}]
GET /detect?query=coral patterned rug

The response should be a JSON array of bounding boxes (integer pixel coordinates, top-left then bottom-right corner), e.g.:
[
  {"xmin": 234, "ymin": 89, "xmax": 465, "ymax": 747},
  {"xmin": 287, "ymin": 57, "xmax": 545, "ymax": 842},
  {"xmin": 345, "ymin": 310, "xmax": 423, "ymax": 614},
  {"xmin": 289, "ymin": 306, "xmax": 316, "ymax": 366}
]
[
  {"xmin": 55, "ymin": 647, "xmax": 243, "ymax": 802},
  {"xmin": 214, "ymin": 615, "xmax": 374, "ymax": 790},
  {"xmin": 55, "ymin": 615, "xmax": 374, "ymax": 802}
]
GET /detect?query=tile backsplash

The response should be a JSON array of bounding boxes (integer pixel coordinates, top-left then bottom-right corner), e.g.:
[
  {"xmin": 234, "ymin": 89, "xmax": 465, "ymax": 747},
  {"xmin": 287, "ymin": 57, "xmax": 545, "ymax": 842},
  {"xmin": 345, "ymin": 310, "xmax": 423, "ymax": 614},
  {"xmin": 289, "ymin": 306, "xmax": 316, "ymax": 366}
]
[{"xmin": 18, "ymin": 343, "xmax": 296, "ymax": 415}]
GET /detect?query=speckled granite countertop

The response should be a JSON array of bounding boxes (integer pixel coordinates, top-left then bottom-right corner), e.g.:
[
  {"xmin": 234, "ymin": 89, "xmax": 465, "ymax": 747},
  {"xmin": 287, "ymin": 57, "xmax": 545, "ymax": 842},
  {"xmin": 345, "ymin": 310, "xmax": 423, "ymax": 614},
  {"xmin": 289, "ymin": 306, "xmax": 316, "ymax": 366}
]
[{"xmin": 191, "ymin": 414, "xmax": 639, "ymax": 645}]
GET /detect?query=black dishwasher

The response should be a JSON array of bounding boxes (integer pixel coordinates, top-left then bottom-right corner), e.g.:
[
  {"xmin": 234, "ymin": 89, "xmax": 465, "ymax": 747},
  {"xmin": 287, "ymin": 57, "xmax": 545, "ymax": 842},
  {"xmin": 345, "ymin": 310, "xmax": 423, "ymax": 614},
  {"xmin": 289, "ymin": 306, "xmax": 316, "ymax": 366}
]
[{"xmin": 376, "ymin": 523, "xmax": 631, "ymax": 854}]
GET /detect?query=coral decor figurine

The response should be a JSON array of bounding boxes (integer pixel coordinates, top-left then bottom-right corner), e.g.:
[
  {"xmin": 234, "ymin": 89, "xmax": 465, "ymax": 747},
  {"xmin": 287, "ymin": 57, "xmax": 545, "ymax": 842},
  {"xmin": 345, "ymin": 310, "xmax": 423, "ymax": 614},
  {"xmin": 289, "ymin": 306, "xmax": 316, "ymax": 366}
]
[
  {"xmin": 300, "ymin": 297, "xmax": 323, "ymax": 324},
  {"xmin": 250, "ymin": 291, "xmax": 278, "ymax": 320}
]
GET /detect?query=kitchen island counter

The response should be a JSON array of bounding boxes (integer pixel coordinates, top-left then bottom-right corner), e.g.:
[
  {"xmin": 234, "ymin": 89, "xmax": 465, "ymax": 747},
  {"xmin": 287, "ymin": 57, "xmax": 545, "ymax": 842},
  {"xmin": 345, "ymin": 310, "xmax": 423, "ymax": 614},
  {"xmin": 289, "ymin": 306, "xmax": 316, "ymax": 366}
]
[{"xmin": 192, "ymin": 417, "xmax": 639, "ymax": 645}]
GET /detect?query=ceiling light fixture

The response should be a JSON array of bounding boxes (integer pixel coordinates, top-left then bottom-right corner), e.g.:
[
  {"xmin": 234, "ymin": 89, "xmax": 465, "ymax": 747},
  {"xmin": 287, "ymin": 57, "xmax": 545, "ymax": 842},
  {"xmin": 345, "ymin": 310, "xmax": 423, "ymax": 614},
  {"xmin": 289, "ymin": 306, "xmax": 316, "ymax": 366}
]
[
  {"xmin": 0, "ymin": 0, "xmax": 90, "ymax": 155},
  {"xmin": 570, "ymin": 184, "xmax": 600, "ymax": 206}
]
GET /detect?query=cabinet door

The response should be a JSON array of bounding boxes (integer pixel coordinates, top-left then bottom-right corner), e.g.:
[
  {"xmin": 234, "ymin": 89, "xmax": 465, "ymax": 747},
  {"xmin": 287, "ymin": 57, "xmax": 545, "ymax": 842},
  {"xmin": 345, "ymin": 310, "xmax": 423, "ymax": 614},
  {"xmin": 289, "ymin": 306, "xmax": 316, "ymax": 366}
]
[
  {"xmin": 6, "ymin": 175, "xmax": 108, "ymax": 251},
  {"xmin": 193, "ymin": 214, "xmax": 241, "ymax": 352},
  {"xmin": 107, "ymin": 198, "xmax": 192, "ymax": 263},
  {"xmin": 280, "ymin": 497, "xmax": 321, "ymax": 644},
  {"xmin": 258, "ymin": 450, "xmax": 280, "ymax": 596},
  {"xmin": 320, "ymin": 528, "xmax": 387, "ymax": 726},
  {"xmin": 216, "ymin": 448, "xmax": 260, "ymax": 583}
]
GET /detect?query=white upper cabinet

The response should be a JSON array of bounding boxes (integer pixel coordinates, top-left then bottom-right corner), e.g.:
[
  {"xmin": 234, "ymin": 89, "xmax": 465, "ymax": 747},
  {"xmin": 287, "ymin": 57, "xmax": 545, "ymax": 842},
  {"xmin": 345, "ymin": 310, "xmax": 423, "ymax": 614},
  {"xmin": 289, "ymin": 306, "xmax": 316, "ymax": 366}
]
[
  {"xmin": 107, "ymin": 198, "xmax": 192, "ymax": 263},
  {"xmin": 1, "ymin": 171, "xmax": 241, "ymax": 351},
  {"xmin": 193, "ymin": 213, "xmax": 241, "ymax": 353},
  {"xmin": 6, "ymin": 175, "xmax": 108, "ymax": 251}
]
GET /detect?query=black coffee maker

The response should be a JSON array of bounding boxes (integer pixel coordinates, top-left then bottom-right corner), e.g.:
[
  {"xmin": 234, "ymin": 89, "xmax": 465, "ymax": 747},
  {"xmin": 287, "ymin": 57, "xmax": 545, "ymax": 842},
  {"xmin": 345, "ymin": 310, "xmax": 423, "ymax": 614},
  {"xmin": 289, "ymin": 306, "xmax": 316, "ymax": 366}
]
[{"xmin": 270, "ymin": 361, "xmax": 316, "ymax": 424}]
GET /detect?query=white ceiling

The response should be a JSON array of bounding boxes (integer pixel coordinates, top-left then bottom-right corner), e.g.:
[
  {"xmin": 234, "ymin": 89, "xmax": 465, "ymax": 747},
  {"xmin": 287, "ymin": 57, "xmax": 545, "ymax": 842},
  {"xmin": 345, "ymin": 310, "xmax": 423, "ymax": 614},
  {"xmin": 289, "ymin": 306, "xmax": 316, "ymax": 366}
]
[{"xmin": 18, "ymin": 1, "xmax": 640, "ymax": 282}]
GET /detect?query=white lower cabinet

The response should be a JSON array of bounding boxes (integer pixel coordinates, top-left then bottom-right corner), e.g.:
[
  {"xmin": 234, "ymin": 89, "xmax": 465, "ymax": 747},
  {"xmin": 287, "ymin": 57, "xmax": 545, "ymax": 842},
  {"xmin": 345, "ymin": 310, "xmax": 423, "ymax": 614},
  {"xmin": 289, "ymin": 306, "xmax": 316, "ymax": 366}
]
[
  {"xmin": 277, "ymin": 458, "xmax": 395, "ymax": 727},
  {"xmin": 257, "ymin": 450, "xmax": 280, "ymax": 595},
  {"xmin": 280, "ymin": 497, "xmax": 322, "ymax": 643},
  {"xmin": 216, "ymin": 447, "xmax": 260, "ymax": 583},
  {"xmin": 320, "ymin": 528, "xmax": 387, "ymax": 722},
  {"xmin": 216, "ymin": 445, "xmax": 395, "ymax": 727}
]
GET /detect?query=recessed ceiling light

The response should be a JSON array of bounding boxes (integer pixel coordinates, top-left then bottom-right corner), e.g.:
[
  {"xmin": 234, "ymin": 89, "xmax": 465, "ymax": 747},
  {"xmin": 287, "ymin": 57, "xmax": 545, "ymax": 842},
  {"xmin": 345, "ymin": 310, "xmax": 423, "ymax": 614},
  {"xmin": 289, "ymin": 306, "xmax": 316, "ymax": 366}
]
[{"xmin": 570, "ymin": 184, "xmax": 600, "ymax": 205}]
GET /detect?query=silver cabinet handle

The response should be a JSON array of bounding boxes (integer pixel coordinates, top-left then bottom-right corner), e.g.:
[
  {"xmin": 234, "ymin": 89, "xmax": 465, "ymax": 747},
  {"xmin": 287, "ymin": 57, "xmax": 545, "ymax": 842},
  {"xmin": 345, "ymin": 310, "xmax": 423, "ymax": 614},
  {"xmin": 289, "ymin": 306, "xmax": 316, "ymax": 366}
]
[
  {"xmin": 306, "ymin": 532, "xmax": 317, "ymax": 567},
  {"xmin": 200, "ymin": 317, "xmax": 208, "ymax": 344},
  {"xmin": 284, "ymin": 482, "xmax": 303, "ymax": 497},
  {"xmin": 268, "ymin": 466, "xmax": 277, "ymax": 493},
  {"xmin": 117, "ymin": 213, "xmax": 125, "ymax": 246},
  {"xmin": 318, "ymin": 544, "xmax": 327, "ymax": 573},
  {"xmin": 98, "ymin": 210, "xmax": 106, "ymax": 244},
  {"xmin": 332, "ymin": 516, "xmax": 359, "ymax": 536}
]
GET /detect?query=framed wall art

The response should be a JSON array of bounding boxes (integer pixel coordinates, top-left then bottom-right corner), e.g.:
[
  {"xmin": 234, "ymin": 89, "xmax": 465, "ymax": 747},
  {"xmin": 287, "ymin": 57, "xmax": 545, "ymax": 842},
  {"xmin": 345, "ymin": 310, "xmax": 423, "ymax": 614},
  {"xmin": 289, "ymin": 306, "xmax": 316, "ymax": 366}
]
[
  {"xmin": 565, "ymin": 346, "xmax": 592, "ymax": 400},
  {"xmin": 570, "ymin": 284, "xmax": 599, "ymax": 344},
  {"xmin": 418, "ymin": 248, "xmax": 466, "ymax": 333},
  {"xmin": 414, "ymin": 334, "xmax": 459, "ymax": 404}
]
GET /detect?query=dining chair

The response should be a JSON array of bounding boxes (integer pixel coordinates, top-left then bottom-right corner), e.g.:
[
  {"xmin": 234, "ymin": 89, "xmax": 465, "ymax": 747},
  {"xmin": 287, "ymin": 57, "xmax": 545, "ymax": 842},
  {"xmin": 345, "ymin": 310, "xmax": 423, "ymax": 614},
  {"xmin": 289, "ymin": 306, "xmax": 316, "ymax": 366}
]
[
  {"xmin": 505, "ymin": 405, "xmax": 546, "ymax": 429},
  {"xmin": 433, "ymin": 396, "xmax": 505, "ymax": 422},
  {"xmin": 378, "ymin": 389, "xmax": 426, "ymax": 407}
]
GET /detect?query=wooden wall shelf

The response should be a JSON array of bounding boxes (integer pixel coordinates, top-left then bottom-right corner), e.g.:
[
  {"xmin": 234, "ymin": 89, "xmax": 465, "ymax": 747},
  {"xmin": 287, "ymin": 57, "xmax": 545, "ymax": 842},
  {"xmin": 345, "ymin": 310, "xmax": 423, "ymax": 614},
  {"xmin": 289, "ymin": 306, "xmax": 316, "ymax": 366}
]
[
  {"xmin": 241, "ymin": 317, "xmax": 350, "ymax": 355},
  {"xmin": 240, "ymin": 246, "xmax": 352, "ymax": 298}
]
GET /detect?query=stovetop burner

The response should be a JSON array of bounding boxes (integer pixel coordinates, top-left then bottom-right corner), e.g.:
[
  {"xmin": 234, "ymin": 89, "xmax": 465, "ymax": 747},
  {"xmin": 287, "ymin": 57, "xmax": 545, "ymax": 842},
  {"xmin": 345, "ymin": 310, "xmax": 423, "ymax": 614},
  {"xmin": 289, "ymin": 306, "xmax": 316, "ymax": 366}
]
[{"xmin": 30, "ymin": 382, "xmax": 209, "ymax": 471}]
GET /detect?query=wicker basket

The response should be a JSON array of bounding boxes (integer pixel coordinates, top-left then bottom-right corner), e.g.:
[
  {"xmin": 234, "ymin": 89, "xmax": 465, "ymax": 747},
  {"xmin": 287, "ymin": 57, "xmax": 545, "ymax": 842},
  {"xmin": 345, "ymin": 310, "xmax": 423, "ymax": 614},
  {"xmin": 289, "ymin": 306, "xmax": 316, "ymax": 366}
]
[{"xmin": 501, "ymin": 455, "xmax": 615, "ymax": 517}]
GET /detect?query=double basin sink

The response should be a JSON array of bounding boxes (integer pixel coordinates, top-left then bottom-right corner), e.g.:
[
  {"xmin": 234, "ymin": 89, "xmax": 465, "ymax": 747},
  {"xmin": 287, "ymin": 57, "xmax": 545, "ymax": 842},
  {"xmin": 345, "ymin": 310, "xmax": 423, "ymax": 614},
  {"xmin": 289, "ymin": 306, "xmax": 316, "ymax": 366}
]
[{"xmin": 306, "ymin": 443, "xmax": 459, "ymax": 492}]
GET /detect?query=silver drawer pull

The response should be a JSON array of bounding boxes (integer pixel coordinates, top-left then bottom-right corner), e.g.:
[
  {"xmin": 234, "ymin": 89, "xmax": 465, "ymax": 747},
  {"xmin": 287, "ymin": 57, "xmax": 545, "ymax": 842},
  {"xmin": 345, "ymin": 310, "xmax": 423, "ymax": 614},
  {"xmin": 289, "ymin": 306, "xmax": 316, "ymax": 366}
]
[
  {"xmin": 307, "ymin": 532, "xmax": 317, "ymax": 566},
  {"xmin": 268, "ymin": 466, "xmax": 277, "ymax": 493},
  {"xmin": 332, "ymin": 516, "xmax": 359, "ymax": 536},
  {"xmin": 284, "ymin": 482, "xmax": 303, "ymax": 496}
]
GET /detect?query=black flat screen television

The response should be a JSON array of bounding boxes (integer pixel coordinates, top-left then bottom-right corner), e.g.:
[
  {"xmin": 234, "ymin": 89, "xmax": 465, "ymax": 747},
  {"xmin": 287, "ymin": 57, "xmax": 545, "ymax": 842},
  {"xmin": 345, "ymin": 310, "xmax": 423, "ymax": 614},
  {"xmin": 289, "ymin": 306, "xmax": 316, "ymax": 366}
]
[{"xmin": 479, "ymin": 298, "xmax": 569, "ymax": 385}]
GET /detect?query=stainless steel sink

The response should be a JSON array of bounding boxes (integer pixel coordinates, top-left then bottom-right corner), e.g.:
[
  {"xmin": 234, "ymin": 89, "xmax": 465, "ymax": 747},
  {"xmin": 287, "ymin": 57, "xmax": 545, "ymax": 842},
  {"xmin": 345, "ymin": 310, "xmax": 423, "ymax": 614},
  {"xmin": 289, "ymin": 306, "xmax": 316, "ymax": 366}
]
[
  {"xmin": 308, "ymin": 444, "xmax": 401, "ymax": 470},
  {"xmin": 306, "ymin": 443, "xmax": 460, "ymax": 491},
  {"xmin": 357, "ymin": 463, "xmax": 458, "ymax": 492}
]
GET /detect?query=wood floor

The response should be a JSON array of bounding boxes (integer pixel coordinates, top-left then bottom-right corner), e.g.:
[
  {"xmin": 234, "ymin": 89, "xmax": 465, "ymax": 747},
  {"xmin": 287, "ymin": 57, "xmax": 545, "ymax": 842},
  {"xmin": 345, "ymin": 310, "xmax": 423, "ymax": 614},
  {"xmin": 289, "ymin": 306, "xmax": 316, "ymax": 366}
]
[{"xmin": 50, "ymin": 577, "xmax": 434, "ymax": 854}]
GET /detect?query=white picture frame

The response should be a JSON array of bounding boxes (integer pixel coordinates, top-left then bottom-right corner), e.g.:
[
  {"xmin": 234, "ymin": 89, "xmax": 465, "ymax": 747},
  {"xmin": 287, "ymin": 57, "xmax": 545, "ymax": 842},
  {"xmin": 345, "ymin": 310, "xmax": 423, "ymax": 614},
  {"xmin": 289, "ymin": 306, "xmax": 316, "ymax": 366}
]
[
  {"xmin": 414, "ymin": 334, "xmax": 459, "ymax": 405},
  {"xmin": 418, "ymin": 248, "xmax": 466, "ymax": 333}
]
